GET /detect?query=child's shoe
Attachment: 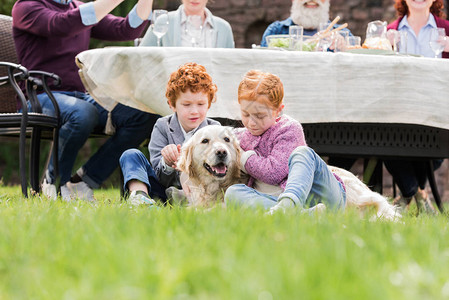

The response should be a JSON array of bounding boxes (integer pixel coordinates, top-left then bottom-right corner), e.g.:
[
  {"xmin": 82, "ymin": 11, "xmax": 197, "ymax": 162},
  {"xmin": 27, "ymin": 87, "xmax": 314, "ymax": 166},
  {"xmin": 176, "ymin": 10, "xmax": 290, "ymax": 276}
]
[
  {"xmin": 128, "ymin": 190, "xmax": 157, "ymax": 207},
  {"xmin": 61, "ymin": 181, "xmax": 94, "ymax": 202},
  {"xmin": 41, "ymin": 178, "xmax": 57, "ymax": 200}
]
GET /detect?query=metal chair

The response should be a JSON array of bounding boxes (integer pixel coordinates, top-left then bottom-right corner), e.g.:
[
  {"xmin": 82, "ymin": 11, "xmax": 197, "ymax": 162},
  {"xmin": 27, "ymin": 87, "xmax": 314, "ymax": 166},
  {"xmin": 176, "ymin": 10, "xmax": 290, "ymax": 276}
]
[{"xmin": 0, "ymin": 14, "xmax": 61, "ymax": 197}]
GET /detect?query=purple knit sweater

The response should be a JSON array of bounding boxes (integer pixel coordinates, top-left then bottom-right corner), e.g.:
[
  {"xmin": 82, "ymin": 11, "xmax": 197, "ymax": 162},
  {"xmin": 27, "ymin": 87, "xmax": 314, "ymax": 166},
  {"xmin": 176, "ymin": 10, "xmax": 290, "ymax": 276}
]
[
  {"xmin": 12, "ymin": 0, "xmax": 148, "ymax": 93},
  {"xmin": 237, "ymin": 115, "xmax": 307, "ymax": 190}
]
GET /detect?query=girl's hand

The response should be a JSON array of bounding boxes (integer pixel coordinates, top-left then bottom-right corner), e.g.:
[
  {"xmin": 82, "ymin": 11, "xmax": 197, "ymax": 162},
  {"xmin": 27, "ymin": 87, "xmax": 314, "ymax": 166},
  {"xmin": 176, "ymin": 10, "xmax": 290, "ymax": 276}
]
[{"xmin": 161, "ymin": 144, "xmax": 181, "ymax": 168}]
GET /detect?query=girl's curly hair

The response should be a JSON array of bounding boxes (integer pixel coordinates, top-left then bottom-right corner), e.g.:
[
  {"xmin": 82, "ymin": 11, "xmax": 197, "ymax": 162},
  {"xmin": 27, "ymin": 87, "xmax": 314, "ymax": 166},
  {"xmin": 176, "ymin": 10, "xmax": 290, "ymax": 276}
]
[
  {"xmin": 238, "ymin": 70, "xmax": 284, "ymax": 109},
  {"xmin": 166, "ymin": 62, "xmax": 217, "ymax": 107},
  {"xmin": 394, "ymin": 0, "xmax": 446, "ymax": 18}
]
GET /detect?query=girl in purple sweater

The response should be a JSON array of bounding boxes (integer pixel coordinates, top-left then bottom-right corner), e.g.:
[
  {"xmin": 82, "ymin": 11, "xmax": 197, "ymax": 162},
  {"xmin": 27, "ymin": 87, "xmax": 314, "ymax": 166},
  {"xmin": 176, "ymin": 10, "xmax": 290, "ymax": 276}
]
[{"xmin": 224, "ymin": 70, "xmax": 346, "ymax": 214}]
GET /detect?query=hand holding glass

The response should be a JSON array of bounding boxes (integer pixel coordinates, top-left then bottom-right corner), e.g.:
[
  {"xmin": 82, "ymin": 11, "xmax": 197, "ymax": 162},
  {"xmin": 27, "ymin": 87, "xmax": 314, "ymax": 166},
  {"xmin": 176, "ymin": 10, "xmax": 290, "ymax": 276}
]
[{"xmin": 152, "ymin": 10, "xmax": 169, "ymax": 47}]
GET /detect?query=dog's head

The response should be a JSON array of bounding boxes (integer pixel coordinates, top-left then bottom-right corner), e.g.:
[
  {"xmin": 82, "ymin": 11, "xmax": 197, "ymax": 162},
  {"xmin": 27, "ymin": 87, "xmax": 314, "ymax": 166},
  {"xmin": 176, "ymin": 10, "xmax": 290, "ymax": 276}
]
[{"xmin": 177, "ymin": 125, "xmax": 241, "ymax": 185}]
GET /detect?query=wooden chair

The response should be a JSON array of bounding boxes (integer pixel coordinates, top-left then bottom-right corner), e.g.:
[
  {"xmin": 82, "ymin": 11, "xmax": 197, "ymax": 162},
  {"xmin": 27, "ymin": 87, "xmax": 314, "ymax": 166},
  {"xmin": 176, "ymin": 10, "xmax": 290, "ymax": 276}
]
[{"xmin": 0, "ymin": 14, "xmax": 61, "ymax": 197}]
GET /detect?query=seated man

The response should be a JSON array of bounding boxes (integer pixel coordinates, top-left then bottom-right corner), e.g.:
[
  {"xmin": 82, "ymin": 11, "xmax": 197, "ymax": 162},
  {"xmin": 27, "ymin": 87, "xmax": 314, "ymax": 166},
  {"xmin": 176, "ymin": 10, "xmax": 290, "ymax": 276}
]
[
  {"xmin": 261, "ymin": 0, "xmax": 351, "ymax": 47},
  {"xmin": 12, "ymin": 0, "xmax": 160, "ymax": 201}
]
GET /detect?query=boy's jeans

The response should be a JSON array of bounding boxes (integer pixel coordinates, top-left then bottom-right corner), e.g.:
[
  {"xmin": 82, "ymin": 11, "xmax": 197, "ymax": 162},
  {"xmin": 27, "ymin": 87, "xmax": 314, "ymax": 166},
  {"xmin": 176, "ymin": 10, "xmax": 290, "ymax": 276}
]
[{"xmin": 119, "ymin": 149, "xmax": 166, "ymax": 200}]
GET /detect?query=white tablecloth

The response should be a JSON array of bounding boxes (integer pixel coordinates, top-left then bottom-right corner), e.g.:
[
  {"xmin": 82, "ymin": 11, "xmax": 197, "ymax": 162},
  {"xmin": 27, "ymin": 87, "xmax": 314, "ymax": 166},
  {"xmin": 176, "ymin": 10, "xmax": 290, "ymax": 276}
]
[{"xmin": 76, "ymin": 47, "xmax": 449, "ymax": 130}]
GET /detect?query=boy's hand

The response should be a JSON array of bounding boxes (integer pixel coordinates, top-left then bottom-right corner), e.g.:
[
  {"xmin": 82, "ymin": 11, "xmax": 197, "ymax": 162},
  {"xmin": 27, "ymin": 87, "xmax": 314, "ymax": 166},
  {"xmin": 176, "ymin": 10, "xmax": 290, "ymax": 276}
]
[{"xmin": 161, "ymin": 144, "xmax": 181, "ymax": 168}]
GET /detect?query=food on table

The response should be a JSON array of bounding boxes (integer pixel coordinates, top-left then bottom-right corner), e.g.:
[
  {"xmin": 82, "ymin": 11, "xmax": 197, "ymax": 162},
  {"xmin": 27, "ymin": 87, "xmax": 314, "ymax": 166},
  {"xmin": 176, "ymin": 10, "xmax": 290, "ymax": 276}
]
[
  {"xmin": 300, "ymin": 40, "xmax": 317, "ymax": 51},
  {"xmin": 267, "ymin": 36, "xmax": 290, "ymax": 48},
  {"xmin": 362, "ymin": 37, "xmax": 392, "ymax": 50},
  {"xmin": 265, "ymin": 34, "xmax": 318, "ymax": 51}
]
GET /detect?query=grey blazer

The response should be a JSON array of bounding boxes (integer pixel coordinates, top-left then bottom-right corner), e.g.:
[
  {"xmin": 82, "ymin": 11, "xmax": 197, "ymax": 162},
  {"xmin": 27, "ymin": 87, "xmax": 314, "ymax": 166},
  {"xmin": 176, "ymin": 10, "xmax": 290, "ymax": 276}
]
[{"xmin": 148, "ymin": 113, "xmax": 220, "ymax": 188}]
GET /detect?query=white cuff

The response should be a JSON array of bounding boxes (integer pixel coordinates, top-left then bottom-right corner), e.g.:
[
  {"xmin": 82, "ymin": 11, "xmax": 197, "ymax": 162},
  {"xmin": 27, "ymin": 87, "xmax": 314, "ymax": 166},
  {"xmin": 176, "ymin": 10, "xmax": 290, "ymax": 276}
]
[
  {"xmin": 79, "ymin": 2, "xmax": 97, "ymax": 26},
  {"xmin": 161, "ymin": 157, "xmax": 175, "ymax": 174},
  {"xmin": 240, "ymin": 150, "xmax": 256, "ymax": 173}
]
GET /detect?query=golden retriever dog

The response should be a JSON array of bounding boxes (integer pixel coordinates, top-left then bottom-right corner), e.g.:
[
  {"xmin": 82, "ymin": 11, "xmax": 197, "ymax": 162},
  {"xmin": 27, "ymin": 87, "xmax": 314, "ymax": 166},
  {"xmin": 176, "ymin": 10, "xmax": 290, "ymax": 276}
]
[
  {"xmin": 178, "ymin": 125, "xmax": 400, "ymax": 220},
  {"xmin": 177, "ymin": 125, "xmax": 245, "ymax": 207},
  {"xmin": 328, "ymin": 166, "xmax": 401, "ymax": 220}
]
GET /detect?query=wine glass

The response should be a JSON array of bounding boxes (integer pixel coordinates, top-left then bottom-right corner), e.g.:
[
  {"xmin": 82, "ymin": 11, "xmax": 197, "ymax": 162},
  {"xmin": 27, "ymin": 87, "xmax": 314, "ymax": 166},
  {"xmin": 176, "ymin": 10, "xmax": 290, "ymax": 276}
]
[
  {"xmin": 429, "ymin": 27, "xmax": 446, "ymax": 58},
  {"xmin": 317, "ymin": 22, "xmax": 332, "ymax": 52},
  {"xmin": 152, "ymin": 9, "xmax": 169, "ymax": 47},
  {"xmin": 185, "ymin": 15, "xmax": 203, "ymax": 47}
]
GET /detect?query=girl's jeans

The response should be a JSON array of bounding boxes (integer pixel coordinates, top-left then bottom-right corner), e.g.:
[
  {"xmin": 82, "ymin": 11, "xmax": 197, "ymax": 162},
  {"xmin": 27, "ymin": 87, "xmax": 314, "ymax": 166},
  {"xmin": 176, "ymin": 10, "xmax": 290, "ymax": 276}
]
[{"xmin": 225, "ymin": 146, "xmax": 346, "ymax": 211}]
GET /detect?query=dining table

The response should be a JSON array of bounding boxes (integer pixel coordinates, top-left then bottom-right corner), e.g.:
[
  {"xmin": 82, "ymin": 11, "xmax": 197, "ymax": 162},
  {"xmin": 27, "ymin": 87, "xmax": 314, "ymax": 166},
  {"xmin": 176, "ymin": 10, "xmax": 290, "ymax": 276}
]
[{"xmin": 76, "ymin": 46, "xmax": 449, "ymax": 210}]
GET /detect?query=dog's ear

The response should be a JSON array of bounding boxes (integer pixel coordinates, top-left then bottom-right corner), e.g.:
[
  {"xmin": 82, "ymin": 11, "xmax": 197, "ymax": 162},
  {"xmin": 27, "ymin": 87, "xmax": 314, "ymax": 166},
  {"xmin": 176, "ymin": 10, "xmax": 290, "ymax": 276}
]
[
  {"xmin": 177, "ymin": 139, "xmax": 197, "ymax": 179},
  {"xmin": 231, "ymin": 131, "xmax": 243, "ymax": 179}
]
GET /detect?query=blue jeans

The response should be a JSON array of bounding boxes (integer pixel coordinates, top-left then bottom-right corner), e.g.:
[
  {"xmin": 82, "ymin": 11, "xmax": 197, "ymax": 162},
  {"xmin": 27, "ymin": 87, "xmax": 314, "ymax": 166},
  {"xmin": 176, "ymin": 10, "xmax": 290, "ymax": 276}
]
[
  {"xmin": 119, "ymin": 149, "xmax": 166, "ymax": 200},
  {"xmin": 225, "ymin": 146, "xmax": 346, "ymax": 211},
  {"xmin": 37, "ymin": 91, "xmax": 159, "ymax": 187}
]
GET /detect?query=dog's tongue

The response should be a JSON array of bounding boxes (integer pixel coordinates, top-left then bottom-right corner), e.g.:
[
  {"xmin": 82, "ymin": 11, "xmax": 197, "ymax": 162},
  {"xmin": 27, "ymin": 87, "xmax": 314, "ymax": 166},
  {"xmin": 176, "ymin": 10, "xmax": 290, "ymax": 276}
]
[{"xmin": 212, "ymin": 164, "xmax": 227, "ymax": 174}]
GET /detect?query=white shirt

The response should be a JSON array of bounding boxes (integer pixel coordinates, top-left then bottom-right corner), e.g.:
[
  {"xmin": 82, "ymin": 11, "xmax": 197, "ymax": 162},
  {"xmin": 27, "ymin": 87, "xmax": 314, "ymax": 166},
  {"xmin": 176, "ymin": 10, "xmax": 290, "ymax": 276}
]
[
  {"xmin": 398, "ymin": 14, "xmax": 440, "ymax": 58},
  {"xmin": 180, "ymin": 8, "xmax": 216, "ymax": 47}
]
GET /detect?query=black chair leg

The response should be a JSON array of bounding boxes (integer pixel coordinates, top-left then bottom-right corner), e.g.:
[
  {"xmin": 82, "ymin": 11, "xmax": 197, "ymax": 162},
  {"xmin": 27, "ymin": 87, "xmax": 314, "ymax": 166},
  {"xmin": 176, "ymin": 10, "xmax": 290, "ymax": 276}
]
[
  {"xmin": 53, "ymin": 126, "xmax": 59, "ymax": 193},
  {"xmin": 120, "ymin": 169, "xmax": 125, "ymax": 199},
  {"xmin": 427, "ymin": 161, "xmax": 444, "ymax": 213},
  {"xmin": 19, "ymin": 124, "xmax": 28, "ymax": 197},
  {"xmin": 30, "ymin": 128, "xmax": 41, "ymax": 193}
]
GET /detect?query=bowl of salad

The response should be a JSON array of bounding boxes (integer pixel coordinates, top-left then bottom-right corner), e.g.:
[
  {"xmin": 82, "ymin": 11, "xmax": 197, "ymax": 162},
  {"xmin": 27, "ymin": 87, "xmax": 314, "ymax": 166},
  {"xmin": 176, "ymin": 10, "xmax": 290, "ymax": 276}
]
[
  {"xmin": 265, "ymin": 34, "xmax": 291, "ymax": 49},
  {"xmin": 265, "ymin": 34, "xmax": 318, "ymax": 51}
]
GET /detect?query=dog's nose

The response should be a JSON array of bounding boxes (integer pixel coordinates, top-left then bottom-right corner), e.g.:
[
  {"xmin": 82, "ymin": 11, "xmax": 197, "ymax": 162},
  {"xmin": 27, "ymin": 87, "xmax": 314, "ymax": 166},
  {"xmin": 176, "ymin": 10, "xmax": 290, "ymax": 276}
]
[{"xmin": 216, "ymin": 149, "xmax": 227, "ymax": 160}]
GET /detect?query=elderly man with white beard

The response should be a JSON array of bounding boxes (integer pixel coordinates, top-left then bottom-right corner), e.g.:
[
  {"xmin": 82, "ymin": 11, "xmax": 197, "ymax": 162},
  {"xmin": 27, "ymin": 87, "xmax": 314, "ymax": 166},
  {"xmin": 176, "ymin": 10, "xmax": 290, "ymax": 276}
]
[{"xmin": 260, "ymin": 0, "xmax": 352, "ymax": 47}]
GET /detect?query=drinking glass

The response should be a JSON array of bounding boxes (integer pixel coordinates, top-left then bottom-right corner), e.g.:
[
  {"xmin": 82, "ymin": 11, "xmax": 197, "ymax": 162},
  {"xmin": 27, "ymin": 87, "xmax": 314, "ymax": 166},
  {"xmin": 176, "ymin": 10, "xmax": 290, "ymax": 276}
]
[
  {"xmin": 398, "ymin": 31, "xmax": 408, "ymax": 54},
  {"xmin": 333, "ymin": 31, "xmax": 349, "ymax": 52},
  {"xmin": 319, "ymin": 22, "xmax": 330, "ymax": 33},
  {"xmin": 346, "ymin": 36, "xmax": 361, "ymax": 49},
  {"xmin": 289, "ymin": 25, "xmax": 303, "ymax": 50},
  {"xmin": 186, "ymin": 15, "xmax": 203, "ymax": 47},
  {"xmin": 317, "ymin": 31, "xmax": 333, "ymax": 52},
  {"xmin": 317, "ymin": 22, "xmax": 332, "ymax": 52},
  {"xmin": 386, "ymin": 29, "xmax": 399, "ymax": 52},
  {"xmin": 429, "ymin": 27, "xmax": 446, "ymax": 58},
  {"xmin": 152, "ymin": 10, "xmax": 169, "ymax": 47}
]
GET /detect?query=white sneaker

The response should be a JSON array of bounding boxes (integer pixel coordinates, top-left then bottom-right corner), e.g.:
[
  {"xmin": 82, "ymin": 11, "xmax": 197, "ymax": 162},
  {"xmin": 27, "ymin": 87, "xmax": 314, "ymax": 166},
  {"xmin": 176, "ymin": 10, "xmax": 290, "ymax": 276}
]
[
  {"xmin": 41, "ymin": 179, "xmax": 57, "ymax": 200},
  {"xmin": 61, "ymin": 181, "xmax": 94, "ymax": 202},
  {"xmin": 128, "ymin": 190, "xmax": 157, "ymax": 207}
]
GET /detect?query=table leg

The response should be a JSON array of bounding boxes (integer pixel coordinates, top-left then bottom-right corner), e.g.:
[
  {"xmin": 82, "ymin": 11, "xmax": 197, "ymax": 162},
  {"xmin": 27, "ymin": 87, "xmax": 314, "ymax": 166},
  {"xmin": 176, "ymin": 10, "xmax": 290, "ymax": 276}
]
[{"xmin": 427, "ymin": 160, "xmax": 444, "ymax": 213}]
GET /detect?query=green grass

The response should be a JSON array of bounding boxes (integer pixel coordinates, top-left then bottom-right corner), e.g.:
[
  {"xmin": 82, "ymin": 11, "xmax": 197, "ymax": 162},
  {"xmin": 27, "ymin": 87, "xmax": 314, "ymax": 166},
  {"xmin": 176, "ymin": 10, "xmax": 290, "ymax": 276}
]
[{"xmin": 1, "ymin": 186, "xmax": 449, "ymax": 300}]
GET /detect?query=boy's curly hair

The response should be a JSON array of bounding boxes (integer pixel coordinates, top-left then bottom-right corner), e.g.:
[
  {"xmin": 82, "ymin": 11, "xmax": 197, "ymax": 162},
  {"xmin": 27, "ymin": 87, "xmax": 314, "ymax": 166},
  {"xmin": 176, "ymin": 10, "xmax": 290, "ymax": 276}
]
[
  {"xmin": 394, "ymin": 0, "xmax": 445, "ymax": 18},
  {"xmin": 238, "ymin": 70, "xmax": 284, "ymax": 109},
  {"xmin": 166, "ymin": 62, "xmax": 217, "ymax": 107}
]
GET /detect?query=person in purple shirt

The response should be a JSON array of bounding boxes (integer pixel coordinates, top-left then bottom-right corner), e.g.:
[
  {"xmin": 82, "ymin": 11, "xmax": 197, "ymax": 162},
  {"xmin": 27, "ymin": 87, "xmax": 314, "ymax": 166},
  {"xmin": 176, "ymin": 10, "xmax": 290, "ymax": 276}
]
[{"xmin": 12, "ymin": 0, "xmax": 160, "ymax": 201}]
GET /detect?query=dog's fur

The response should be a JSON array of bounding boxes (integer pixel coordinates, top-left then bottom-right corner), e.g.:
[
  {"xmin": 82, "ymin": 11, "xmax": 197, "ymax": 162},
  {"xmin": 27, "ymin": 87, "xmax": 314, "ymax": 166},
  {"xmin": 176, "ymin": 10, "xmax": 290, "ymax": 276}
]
[
  {"xmin": 178, "ymin": 125, "xmax": 400, "ymax": 220},
  {"xmin": 177, "ymin": 125, "xmax": 245, "ymax": 207},
  {"xmin": 328, "ymin": 166, "xmax": 401, "ymax": 220}
]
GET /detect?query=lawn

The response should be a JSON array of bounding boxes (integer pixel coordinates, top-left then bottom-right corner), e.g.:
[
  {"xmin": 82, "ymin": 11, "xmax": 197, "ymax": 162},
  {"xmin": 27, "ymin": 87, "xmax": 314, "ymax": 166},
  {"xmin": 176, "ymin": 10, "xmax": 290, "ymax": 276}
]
[{"xmin": 0, "ymin": 186, "xmax": 448, "ymax": 300}]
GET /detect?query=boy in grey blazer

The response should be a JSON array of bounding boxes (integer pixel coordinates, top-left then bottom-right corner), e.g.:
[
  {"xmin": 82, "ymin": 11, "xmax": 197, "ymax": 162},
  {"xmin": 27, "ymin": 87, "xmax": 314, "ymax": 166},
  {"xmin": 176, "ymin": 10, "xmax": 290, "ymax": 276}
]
[{"xmin": 119, "ymin": 63, "xmax": 220, "ymax": 206}]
